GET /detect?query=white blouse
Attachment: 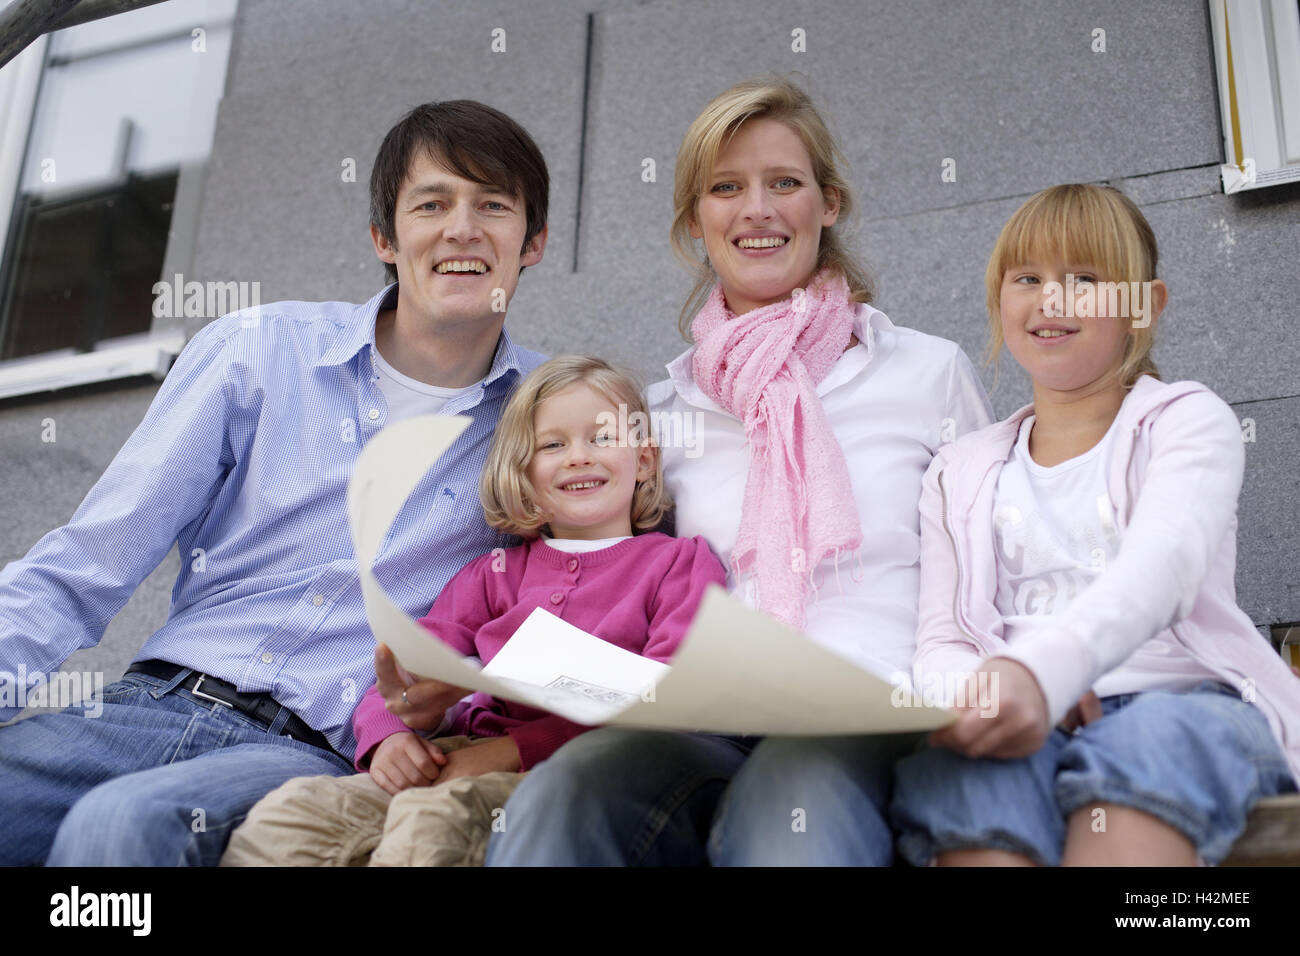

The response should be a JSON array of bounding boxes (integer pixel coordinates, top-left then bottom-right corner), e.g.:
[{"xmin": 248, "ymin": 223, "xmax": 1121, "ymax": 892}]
[{"xmin": 646, "ymin": 304, "xmax": 993, "ymax": 681}]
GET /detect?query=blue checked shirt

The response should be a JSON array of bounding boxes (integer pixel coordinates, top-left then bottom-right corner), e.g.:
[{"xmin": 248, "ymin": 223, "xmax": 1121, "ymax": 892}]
[{"xmin": 0, "ymin": 284, "xmax": 545, "ymax": 757}]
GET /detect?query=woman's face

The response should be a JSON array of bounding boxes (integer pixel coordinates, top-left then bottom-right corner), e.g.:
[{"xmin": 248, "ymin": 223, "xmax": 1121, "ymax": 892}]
[{"xmin": 689, "ymin": 118, "xmax": 839, "ymax": 316}]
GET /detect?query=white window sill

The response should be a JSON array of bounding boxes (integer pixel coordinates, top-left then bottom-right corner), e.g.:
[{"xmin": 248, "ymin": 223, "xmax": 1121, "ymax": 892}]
[{"xmin": 0, "ymin": 330, "xmax": 185, "ymax": 400}]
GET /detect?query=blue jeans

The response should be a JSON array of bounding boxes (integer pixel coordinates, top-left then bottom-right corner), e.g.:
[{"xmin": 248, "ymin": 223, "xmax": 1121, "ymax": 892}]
[
  {"xmin": 484, "ymin": 727, "xmax": 922, "ymax": 866},
  {"xmin": 891, "ymin": 682, "xmax": 1297, "ymax": 866},
  {"xmin": 0, "ymin": 669, "xmax": 352, "ymax": 866}
]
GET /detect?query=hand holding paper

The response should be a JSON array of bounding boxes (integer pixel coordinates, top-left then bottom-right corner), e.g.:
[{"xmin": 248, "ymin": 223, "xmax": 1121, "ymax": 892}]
[{"xmin": 373, "ymin": 643, "xmax": 469, "ymax": 732}]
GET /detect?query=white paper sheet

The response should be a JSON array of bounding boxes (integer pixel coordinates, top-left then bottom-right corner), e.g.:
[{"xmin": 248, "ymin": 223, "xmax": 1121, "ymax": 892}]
[{"xmin": 349, "ymin": 415, "xmax": 953, "ymax": 735}]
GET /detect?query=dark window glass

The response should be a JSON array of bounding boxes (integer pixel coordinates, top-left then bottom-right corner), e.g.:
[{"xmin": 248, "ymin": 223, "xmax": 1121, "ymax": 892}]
[{"xmin": 0, "ymin": 170, "xmax": 177, "ymax": 361}]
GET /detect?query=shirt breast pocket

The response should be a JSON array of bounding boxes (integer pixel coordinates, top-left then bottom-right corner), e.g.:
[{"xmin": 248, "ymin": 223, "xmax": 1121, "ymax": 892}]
[{"xmin": 373, "ymin": 477, "xmax": 500, "ymax": 594}]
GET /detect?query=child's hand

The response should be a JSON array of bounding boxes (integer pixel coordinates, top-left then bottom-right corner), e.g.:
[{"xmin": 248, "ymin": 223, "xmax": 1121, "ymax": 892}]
[
  {"xmin": 374, "ymin": 643, "xmax": 471, "ymax": 731},
  {"xmin": 369, "ymin": 731, "xmax": 449, "ymax": 796},
  {"xmin": 439, "ymin": 736, "xmax": 523, "ymax": 784},
  {"xmin": 930, "ymin": 658, "xmax": 1051, "ymax": 760}
]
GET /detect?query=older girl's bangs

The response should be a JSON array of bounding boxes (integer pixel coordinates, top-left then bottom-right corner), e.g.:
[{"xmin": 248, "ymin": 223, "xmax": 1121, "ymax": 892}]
[{"xmin": 996, "ymin": 190, "xmax": 1143, "ymax": 285}]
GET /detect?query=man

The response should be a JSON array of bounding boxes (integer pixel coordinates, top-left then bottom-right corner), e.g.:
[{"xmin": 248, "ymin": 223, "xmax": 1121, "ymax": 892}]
[{"xmin": 0, "ymin": 100, "xmax": 548, "ymax": 865}]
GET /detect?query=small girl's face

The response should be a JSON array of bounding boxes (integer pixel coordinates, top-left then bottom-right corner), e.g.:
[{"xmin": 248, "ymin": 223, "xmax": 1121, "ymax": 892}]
[
  {"xmin": 526, "ymin": 383, "xmax": 655, "ymax": 540},
  {"xmin": 999, "ymin": 256, "xmax": 1134, "ymax": 395}
]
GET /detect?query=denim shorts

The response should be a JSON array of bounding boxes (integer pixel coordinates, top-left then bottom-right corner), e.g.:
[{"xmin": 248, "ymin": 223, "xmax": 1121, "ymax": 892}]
[{"xmin": 889, "ymin": 681, "xmax": 1297, "ymax": 866}]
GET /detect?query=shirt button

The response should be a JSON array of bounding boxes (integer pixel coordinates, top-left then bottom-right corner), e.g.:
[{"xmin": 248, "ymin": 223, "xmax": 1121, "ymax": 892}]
[
  {"xmin": 550, "ymin": 592, "xmax": 564, "ymax": 605},
  {"xmin": 367, "ymin": 408, "xmax": 380, "ymax": 421},
  {"xmin": 312, "ymin": 594, "xmax": 324, "ymax": 606},
  {"xmin": 566, "ymin": 559, "xmax": 578, "ymax": 572},
  {"xmin": 261, "ymin": 652, "xmax": 274, "ymax": 664}
]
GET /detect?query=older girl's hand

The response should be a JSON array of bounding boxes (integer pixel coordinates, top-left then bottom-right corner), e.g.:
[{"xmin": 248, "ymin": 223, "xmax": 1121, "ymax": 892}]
[
  {"xmin": 929, "ymin": 658, "xmax": 1051, "ymax": 759},
  {"xmin": 373, "ymin": 643, "xmax": 470, "ymax": 731}
]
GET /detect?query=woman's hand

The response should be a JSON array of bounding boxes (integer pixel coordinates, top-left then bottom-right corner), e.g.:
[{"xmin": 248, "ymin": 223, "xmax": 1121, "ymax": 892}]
[
  {"xmin": 439, "ymin": 736, "xmax": 523, "ymax": 783},
  {"xmin": 929, "ymin": 657, "xmax": 1052, "ymax": 759},
  {"xmin": 369, "ymin": 731, "xmax": 449, "ymax": 796},
  {"xmin": 373, "ymin": 643, "xmax": 471, "ymax": 731}
]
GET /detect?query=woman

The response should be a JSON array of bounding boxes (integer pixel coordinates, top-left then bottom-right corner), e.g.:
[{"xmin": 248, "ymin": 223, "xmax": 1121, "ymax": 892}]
[{"xmin": 485, "ymin": 77, "xmax": 994, "ymax": 865}]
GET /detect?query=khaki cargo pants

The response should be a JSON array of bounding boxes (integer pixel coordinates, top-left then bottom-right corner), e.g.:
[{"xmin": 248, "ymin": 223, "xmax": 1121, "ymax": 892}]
[{"xmin": 219, "ymin": 736, "xmax": 523, "ymax": 867}]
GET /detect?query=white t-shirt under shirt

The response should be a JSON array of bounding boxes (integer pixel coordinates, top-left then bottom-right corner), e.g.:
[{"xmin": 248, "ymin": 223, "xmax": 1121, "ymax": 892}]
[
  {"xmin": 373, "ymin": 346, "xmax": 482, "ymax": 422},
  {"xmin": 992, "ymin": 414, "xmax": 1216, "ymax": 698}
]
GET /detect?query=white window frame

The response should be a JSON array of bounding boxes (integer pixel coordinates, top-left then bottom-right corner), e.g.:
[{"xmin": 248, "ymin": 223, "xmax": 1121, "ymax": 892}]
[{"xmin": 1210, "ymin": 0, "xmax": 1300, "ymax": 193}]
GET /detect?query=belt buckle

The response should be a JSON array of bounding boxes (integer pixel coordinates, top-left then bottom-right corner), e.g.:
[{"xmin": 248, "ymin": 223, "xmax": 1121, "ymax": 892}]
[{"xmin": 191, "ymin": 674, "xmax": 233, "ymax": 709}]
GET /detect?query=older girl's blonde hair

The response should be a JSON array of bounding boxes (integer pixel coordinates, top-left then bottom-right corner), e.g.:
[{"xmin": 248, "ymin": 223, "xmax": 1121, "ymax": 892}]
[
  {"xmin": 985, "ymin": 183, "xmax": 1161, "ymax": 389},
  {"xmin": 480, "ymin": 355, "xmax": 672, "ymax": 539},
  {"xmin": 670, "ymin": 75, "xmax": 873, "ymax": 337}
]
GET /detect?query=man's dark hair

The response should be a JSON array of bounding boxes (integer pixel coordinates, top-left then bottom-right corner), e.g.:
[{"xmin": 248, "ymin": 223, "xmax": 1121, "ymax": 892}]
[{"xmin": 369, "ymin": 100, "xmax": 550, "ymax": 284}]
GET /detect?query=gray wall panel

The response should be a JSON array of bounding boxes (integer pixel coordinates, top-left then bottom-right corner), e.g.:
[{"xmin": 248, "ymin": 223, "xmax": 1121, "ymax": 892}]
[
  {"xmin": 579, "ymin": 0, "xmax": 1221, "ymax": 261},
  {"xmin": 1234, "ymin": 396, "xmax": 1300, "ymax": 627},
  {"xmin": 0, "ymin": 383, "xmax": 178, "ymax": 712}
]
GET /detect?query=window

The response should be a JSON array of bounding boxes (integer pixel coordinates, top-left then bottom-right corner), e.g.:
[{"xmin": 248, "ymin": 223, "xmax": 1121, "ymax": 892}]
[
  {"xmin": 1210, "ymin": 0, "xmax": 1300, "ymax": 192},
  {"xmin": 0, "ymin": 0, "xmax": 236, "ymax": 399}
]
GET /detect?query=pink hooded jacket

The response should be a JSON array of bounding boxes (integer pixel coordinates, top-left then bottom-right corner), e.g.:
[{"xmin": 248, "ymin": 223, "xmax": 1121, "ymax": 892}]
[{"xmin": 914, "ymin": 375, "xmax": 1300, "ymax": 783}]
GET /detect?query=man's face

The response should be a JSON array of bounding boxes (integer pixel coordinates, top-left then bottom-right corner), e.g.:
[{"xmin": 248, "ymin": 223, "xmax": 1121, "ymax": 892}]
[{"xmin": 372, "ymin": 150, "xmax": 546, "ymax": 327}]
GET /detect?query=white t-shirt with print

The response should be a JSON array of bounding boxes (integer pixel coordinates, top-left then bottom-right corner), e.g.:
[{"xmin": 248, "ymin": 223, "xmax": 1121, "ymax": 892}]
[{"xmin": 993, "ymin": 414, "xmax": 1217, "ymax": 697}]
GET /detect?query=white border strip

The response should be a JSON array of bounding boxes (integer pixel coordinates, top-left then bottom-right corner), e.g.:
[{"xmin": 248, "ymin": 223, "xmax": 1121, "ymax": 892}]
[{"xmin": 0, "ymin": 331, "xmax": 184, "ymax": 400}]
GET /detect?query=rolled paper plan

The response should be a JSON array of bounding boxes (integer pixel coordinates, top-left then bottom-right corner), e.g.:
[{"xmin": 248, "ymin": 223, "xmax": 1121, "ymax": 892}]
[{"xmin": 348, "ymin": 414, "xmax": 954, "ymax": 735}]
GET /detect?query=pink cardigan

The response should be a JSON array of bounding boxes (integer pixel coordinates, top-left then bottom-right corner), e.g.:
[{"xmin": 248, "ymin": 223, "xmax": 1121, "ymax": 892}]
[
  {"xmin": 914, "ymin": 376, "xmax": 1300, "ymax": 783},
  {"xmin": 352, "ymin": 533, "xmax": 725, "ymax": 771}
]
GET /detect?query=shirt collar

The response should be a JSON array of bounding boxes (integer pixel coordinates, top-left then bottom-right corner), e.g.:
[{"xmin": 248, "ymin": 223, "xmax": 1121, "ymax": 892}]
[
  {"xmin": 316, "ymin": 284, "xmax": 396, "ymax": 368},
  {"xmin": 315, "ymin": 283, "xmax": 527, "ymax": 391}
]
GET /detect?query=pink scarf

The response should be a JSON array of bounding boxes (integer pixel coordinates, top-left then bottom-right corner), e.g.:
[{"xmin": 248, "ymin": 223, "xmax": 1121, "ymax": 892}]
[{"xmin": 690, "ymin": 271, "xmax": 863, "ymax": 629}]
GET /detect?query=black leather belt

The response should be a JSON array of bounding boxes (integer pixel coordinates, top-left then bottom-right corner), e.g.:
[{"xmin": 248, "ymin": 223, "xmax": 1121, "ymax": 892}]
[{"xmin": 126, "ymin": 659, "xmax": 340, "ymax": 758}]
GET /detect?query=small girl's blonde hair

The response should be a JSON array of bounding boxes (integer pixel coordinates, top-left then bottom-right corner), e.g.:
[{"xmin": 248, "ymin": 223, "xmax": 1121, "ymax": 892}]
[
  {"xmin": 480, "ymin": 355, "xmax": 672, "ymax": 539},
  {"xmin": 985, "ymin": 183, "xmax": 1160, "ymax": 389},
  {"xmin": 670, "ymin": 75, "xmax": 874, "ymax": 337}
]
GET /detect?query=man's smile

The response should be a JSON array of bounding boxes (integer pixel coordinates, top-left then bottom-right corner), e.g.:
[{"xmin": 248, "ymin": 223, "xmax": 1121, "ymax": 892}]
[{"xmin": 434, "ymin": 258, "xmax": 490, "ymax": 274}]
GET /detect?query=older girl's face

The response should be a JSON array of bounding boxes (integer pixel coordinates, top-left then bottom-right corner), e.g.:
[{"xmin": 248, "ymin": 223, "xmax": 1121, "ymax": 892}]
[{"xmin": 689, "ymin": 118, "xmax": 839, "ymax": 316}]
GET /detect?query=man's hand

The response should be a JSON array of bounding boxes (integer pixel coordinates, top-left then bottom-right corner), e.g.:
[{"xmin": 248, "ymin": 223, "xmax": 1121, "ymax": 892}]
[
  {"xmin": 374, "ymin": 643, "xmax": 471, "ymax": 731},
  {"xmin": 368, "ymin": 731, "xmax": 449, "ymax": 796},
  {"xmin": 439, "ymin": 735, "xmax": 523, "ymax": 783},
  {"xmin": 929, "ymin": 657, "xmax": 1051, "ymax": 760}
]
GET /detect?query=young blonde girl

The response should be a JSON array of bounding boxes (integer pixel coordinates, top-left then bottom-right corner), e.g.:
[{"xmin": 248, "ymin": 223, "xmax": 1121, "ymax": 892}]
[
  {"xmin": 889, "ymin": 184, "xmax": 1299, "ymax": 866},
  {"xmin": 221, "ymin": 355, "xmax": 725, "ymax": 866}
]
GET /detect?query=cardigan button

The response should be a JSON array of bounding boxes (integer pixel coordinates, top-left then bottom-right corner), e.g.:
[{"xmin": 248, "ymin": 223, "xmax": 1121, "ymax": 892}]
[
  {"xmin": 566, "ymin": 558, "xmax": 578, "ymax": 573},
  {"xmin": 550, "ymin": 592, "xmax": 564, "ymax": 605}
]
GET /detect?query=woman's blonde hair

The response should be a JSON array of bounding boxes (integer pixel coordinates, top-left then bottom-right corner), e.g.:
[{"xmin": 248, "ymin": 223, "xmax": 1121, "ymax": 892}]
[
  {"xmin": 670, "ymin": 75, "xmax": 873, "ymax": 337},
  {"xmin": 985, "ymin": 183, "xmax": 1161, "ymax": 389},
  {"xmin": 480, "ymin": 355, "xmax": 672, "ymax": 539}
]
